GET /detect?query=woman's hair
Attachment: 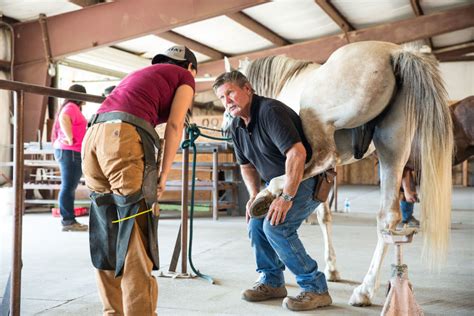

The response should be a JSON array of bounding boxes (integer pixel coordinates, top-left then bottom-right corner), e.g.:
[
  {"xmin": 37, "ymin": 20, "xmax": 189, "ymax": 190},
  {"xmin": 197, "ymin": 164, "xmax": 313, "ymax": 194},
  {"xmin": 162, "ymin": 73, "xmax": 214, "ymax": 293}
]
[
  {"xmin": 62, "ymin": 84, "xmax": 87, "ymax": 106},
  {"xmin": 159, "ymin": 56, "xmax": 197, "ymax": 72},
  {"xmin": 51, "ymin": 84, "xmax": 87, "ymax": 142}
]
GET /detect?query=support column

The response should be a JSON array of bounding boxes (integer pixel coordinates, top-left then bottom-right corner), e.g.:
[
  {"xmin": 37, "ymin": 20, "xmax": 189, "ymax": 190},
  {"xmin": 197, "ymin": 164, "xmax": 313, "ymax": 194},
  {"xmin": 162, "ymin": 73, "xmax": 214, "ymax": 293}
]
[{"xmin": 13, "ymin": 62, "xmax": 51, "ymax": 142}]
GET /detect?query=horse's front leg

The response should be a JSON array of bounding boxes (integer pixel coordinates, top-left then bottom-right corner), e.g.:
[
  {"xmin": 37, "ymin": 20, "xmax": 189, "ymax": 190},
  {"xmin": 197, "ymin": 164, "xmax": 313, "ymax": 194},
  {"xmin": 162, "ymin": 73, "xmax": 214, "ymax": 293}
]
[
  {"xmin": 316, "ymin": 201, "xmax": 341, "ymax": 281},
  {"xmin": 248, "ymin": 176, "xmax": 285, "ymax": 218}
]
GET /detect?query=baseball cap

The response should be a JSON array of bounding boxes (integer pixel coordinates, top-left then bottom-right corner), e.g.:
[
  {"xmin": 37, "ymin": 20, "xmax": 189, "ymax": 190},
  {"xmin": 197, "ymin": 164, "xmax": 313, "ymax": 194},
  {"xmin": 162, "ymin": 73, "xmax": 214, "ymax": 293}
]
[{"xmin": 151, "ymin": 45, "xmax": 198, "ymax": 71}]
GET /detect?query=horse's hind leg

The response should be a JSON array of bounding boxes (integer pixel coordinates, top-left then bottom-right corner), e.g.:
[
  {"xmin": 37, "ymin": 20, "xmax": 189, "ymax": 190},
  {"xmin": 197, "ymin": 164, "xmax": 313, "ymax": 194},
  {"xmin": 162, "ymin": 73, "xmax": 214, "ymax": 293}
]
[
  {"xmin": 349, "ymin": 91, "xmax": 414, "ymax": 306},
  {"xmin": 316, "ymin": 201, "xmax": 341, "ymax": 281}
]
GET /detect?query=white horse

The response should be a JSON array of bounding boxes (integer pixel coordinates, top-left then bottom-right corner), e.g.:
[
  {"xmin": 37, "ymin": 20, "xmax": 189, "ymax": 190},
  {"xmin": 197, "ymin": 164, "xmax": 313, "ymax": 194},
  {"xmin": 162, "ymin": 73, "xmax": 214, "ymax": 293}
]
[{"xmin": 223, "ymin": 41, "xmax": 453, "ymax": 306}]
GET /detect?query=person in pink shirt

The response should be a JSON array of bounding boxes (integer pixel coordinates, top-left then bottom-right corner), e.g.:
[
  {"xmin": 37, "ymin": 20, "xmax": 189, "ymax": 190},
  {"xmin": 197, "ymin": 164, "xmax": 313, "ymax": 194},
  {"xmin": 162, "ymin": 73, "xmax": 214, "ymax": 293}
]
[{"xmin": 52, "ymin": 84, "xmax": 88, "ymax": 232}]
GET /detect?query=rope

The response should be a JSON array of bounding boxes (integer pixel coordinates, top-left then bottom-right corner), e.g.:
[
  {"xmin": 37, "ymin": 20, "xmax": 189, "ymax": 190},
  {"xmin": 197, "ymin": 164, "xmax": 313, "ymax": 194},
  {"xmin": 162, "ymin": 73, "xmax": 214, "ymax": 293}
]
[
  {"xmin": 181, "ymin": 124, "xmax": 232, "ymax": 143},
  {"xmin": 193, "ymin": 125, "xmax": 228, "ymax": 133},
  {"xmin": 112, "ymin": 208, "xmax": 152, "ymax": 224},
  {"xmin": 181, "ymin": 124, "xmax": 232, "ymax": 284}
]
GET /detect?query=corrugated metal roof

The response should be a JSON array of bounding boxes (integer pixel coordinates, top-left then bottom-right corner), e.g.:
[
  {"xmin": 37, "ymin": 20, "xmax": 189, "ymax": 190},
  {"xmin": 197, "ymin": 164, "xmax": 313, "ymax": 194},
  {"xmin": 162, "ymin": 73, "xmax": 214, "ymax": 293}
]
[{"xmin": 243, "ymin": 0, "xmax": 341, "ymax": 42}]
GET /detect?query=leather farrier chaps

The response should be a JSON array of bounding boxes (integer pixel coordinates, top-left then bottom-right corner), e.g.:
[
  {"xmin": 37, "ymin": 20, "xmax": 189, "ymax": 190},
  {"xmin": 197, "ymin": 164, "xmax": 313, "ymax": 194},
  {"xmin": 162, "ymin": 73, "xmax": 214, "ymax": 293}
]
[{"xmin": 88, "ymin": 112, "xmax": 160, "ymax": 277}]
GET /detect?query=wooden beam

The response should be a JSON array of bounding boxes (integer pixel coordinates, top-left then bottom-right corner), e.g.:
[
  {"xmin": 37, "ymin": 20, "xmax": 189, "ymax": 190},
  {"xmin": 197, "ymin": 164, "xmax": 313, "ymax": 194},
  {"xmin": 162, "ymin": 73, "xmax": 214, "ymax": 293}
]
[
  {"xmin": 410, "ymin": 0, "xmax": 424, "ymax": 16},
  {"xmin": 436, "ymin": 40, "xmax": 473, "ymax": 51},
  {"xmin": 58, "ymin": 59, "xmax": 126, "ymax": 78},
  {"xmin": 156, "ymin": 31, "xmax": 225, "ymax": 60},
  {"xmin": 0, "ymin": 60, "xmax": 11, "ymax": 71},
  {"xmin": 0, "ymin": 15, "xmax": 19, "ymax": 24},
  {"xmin": 226, "ymin": 12, "xmax": 290, "ymax": 46},
  {"xmin": 13, "ymin": 0, "xmax": 269, "ymax": 66},
  {"xmin": 434, "ymin": 42, "xmax": 474, "ymax": 59},
  {"xmin": 197, "ymin": 4, "xmax": 474, "ymax": 80},
  {"xmin": 314, "ymin": 0, "xmax": 354, "ymax": 32},
  {"xmin": 0, "ymin": 78, "xmax": 104, "ymax": 103},
  {"xmin": 68, "ymin": 0, "xmax": 104, "ymax": 7},
  {"xmin": 438, "ymin": 55, "xmax": 474, "ymax": 62},
  {"xmin": 409, "ymin": 0, "xmax": 433, "ymax": 48}
]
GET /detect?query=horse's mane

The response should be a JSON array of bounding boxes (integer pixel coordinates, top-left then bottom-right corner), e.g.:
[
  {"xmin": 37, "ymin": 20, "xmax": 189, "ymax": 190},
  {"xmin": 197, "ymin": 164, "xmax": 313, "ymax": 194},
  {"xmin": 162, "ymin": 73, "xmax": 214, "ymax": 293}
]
[{"xmin": 246, "ymin": 56, "xmax": 313, "ymax": 99}]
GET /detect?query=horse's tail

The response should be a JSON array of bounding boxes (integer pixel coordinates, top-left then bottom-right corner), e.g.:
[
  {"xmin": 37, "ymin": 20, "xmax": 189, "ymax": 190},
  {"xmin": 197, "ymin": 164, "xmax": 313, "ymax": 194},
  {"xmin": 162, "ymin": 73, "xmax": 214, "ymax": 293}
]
[{"xmin": 391, "ymin": 47, "xmax": 453, "ymax": 269}]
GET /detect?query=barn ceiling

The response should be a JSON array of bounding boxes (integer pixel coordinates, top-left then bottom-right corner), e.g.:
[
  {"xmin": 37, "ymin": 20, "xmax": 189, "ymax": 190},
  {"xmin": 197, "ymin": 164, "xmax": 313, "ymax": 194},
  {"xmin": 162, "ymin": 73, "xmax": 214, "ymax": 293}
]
[{"xmin": 1, "ymin": 0, "xmax": 473, "ymax": 88}]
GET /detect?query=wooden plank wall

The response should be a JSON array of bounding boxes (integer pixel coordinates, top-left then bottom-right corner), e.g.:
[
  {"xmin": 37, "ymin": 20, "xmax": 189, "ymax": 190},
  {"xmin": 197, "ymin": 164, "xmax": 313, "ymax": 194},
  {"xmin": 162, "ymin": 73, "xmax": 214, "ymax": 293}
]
[
  {"xmin": 336, "ymin": 155, "xmax": 473, "ymax": 186},
  {"xmin": 160, "ymin": 114, "xmax": 234, "ymax": 203}
]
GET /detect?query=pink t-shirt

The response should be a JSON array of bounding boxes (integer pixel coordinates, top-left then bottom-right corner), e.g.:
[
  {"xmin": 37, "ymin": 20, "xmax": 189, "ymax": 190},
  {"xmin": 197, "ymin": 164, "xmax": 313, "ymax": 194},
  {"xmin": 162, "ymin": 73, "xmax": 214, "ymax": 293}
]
[
  {"xmin": 97, "ymin": 64, "xmax": 195, "ymax": 126},
  {"xmin": 52, "ymin": 102, "xmax": 87, "ymax": 152}
]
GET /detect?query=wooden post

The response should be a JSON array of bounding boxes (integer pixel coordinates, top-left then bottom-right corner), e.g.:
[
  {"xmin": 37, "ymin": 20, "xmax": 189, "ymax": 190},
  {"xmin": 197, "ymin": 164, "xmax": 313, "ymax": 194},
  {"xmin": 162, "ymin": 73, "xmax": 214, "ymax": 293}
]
[
  {"xmin": 212, "ymin": 148, "xmax": 218, "ymax": 221},
  {"xmin": 462, "ymin": 160, "xmax": 468, "ymax": 187},
  {"xmin": 180, "ymin": 130, "xmax": 189, "ymax": 274},
  {"xmin": 11, "ymin": 91, "xmax": 25, "ymax": 316}
]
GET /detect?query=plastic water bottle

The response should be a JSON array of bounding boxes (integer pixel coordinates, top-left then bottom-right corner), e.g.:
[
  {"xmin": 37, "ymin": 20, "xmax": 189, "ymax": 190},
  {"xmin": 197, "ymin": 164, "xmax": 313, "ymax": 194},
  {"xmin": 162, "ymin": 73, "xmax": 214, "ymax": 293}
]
[{"xmin": 344, "ymin": 198, "xmax": 351, "ymax": 213}]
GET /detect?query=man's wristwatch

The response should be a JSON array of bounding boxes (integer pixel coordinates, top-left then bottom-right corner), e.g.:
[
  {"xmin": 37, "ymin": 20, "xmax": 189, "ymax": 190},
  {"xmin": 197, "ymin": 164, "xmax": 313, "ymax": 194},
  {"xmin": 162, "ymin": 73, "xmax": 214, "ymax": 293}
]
[{"xmin": 279, "ymin": 192, "xmax": 295, "ymax": 202}]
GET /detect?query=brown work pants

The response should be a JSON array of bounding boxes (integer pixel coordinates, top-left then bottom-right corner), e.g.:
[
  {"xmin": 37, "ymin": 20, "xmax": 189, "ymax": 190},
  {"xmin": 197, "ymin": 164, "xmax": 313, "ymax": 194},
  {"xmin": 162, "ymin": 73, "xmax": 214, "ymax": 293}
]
[{"xmin": 82, "ymin": 122, "xmax": 158, "ymax": 316}]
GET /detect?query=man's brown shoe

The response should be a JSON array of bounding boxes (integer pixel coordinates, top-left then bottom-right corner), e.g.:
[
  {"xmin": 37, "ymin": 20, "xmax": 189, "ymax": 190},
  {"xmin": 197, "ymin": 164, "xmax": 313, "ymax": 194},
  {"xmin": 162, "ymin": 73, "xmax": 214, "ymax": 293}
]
[
  {"xmin": 282, "ymin": 291, "xmax": 332, "ymax": 311},
  {"xmin": 241, "ymin": 283, "xmax": 287, "ymax": 302}
]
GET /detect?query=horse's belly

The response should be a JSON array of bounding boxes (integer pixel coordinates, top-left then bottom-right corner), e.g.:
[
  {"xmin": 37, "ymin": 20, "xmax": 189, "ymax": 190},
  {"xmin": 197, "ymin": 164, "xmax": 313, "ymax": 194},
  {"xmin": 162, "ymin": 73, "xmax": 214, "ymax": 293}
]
[{"xmin": 333, "ymin": 129, "xmax": 375, "ymax": 165}]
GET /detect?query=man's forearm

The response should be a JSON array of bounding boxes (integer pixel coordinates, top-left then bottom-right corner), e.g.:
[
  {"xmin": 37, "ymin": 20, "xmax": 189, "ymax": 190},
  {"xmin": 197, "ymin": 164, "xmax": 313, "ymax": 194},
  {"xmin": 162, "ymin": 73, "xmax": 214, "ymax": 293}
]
[
  {"xmin": 283, "ymin": 144, "xmax": 306, "ymax": 197},
  {"xmin": 240, "ymin": 164, "xmax": 261, "ymax": 198}
]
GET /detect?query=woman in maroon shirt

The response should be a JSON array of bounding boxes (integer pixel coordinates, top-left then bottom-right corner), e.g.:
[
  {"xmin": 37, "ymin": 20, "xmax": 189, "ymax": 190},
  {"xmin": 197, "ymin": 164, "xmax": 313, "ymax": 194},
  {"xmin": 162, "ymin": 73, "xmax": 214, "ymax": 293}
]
[{"xmin": 82, "ymin": 45, "xmax": 197, "ymax": 315}]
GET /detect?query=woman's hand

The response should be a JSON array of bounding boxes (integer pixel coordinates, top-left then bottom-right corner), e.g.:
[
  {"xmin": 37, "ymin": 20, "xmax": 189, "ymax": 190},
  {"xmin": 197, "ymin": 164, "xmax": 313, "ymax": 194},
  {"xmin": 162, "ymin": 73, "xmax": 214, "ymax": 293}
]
[
  {"xmin": 62, "ymin": 137, "xmax": 73, "ymax": 145},
  {"xmin": 157, "ymin": 174, "xmax": 167, "ymax": 199}
]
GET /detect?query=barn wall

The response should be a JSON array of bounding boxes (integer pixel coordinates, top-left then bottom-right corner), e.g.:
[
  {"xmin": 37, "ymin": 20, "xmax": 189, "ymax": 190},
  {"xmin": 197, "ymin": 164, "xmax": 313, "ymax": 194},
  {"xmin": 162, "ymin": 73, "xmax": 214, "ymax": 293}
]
[
  {"xmin": 440, "ymin": 61, "xmax": 474, "ymax": 100},
  {"xmin": 0, "ymin": 28, "xmax": 12, "ymax": 185}
]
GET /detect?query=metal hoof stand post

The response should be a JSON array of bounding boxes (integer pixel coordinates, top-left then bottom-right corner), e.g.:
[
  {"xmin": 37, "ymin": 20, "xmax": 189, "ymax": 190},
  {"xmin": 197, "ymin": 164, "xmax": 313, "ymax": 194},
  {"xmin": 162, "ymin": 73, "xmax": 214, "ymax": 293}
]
[
  {"xmin": 159, "ymin": 125, "xmax": 230, "ymax": 284},
  {"xmin": 381, "ymin": 228, "xmax": 424, "ymax": 316}
]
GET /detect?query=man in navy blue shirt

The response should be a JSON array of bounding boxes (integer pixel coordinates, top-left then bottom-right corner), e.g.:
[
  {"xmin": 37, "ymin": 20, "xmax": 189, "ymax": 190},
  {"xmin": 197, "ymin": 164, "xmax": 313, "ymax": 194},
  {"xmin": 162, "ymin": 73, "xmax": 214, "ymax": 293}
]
[{"xmin": 213, "ymin": 71, "xmax": 332, "ymax": 312}]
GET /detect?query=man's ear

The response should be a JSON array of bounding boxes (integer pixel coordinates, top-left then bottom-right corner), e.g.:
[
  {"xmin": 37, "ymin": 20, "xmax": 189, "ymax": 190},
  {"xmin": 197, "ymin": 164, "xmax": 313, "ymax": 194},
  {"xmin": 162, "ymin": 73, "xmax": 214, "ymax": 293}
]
[{"xmin": 243, "ymin": 83, "xmax": 252, "ymax": 95}]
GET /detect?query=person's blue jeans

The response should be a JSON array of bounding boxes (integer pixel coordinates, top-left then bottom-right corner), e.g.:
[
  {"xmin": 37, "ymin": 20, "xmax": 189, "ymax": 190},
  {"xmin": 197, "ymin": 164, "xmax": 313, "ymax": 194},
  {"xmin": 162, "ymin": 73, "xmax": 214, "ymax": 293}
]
[
  {"xmin": 54, "ymin": 149, "xmax": 83, "ymax": 226},
  {"xmin": 400, "ymin": 200, "xmax": 414, "ymax": 222},
  {"xmin": 248, "ymin": 177, "xmax": 328, "ymax": 293},
  {"xmin": 377, "ymin": 164, "xmax": 414, "ymax": 222}
]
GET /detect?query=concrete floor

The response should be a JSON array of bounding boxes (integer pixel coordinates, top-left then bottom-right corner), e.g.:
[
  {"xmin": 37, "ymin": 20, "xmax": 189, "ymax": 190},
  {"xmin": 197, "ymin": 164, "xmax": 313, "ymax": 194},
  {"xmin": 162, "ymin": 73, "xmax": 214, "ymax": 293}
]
[{"xmin": 1, "ymin": 185, "xmax": 473, "ymax": 315}]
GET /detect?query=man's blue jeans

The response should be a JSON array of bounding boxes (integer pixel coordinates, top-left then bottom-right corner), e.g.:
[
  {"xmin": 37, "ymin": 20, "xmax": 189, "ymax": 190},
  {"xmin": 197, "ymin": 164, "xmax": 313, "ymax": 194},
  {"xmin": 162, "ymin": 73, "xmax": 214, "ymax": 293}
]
[
  {"xmin": 54, "ymin": 149, "xmax": 83, "ymax": 226},
  {"xmin": 248, "ymin": 177, "xmax": 328, "ymax": 293}
]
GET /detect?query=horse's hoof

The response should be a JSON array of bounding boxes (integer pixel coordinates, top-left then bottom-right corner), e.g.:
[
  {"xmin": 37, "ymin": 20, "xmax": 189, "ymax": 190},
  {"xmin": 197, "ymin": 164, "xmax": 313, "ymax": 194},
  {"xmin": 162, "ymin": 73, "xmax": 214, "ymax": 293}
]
[
  {"xmin": 249, "ymin": 194, "xmax": 274, "ymax": 218},
  {"xmin": 325, "ymin": 269, "xmax": 341, "ymax": 282},
  {"xmin": 348, "ymin": 289, "xmax": 372, "ymax": 307}
]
